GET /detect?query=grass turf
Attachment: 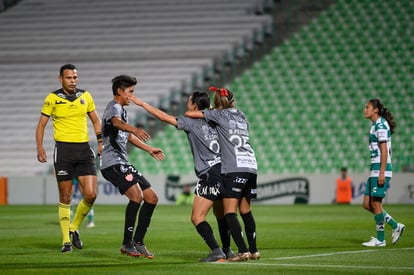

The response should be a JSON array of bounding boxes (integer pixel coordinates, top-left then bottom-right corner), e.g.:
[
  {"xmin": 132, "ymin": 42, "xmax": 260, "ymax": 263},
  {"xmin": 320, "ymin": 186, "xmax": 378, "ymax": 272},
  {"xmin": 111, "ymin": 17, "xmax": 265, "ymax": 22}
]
[{"xmin": 0, "ymin": 204, "xmax": 412, "ymax": 274}]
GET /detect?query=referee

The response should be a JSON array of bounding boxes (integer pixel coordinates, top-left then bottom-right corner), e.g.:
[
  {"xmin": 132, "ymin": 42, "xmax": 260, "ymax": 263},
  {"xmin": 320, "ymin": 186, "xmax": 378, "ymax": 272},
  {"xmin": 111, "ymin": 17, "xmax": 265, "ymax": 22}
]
[{"xmin": 36, "ymin": 64, "xmax": 102, "ymax": 253}]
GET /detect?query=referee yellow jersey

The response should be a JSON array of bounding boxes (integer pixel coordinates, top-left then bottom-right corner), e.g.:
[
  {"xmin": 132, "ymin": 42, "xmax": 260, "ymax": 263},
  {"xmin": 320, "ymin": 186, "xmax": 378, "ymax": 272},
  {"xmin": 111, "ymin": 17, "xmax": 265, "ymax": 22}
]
[{"xmin": 41, "ymin": 88, "xmax": 96, "ymax": 143}]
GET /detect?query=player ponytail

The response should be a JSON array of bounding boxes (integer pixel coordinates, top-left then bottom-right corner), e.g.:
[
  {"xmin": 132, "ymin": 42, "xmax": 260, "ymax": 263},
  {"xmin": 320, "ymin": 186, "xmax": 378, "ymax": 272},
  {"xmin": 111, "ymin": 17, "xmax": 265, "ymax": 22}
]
[
  {"xmin": 209, "ymin": 86, "xmax": 234, "ymax": 109},
  {"xmin": 369, "ymin": 98, "xmax": 396, "ymax": 134}
]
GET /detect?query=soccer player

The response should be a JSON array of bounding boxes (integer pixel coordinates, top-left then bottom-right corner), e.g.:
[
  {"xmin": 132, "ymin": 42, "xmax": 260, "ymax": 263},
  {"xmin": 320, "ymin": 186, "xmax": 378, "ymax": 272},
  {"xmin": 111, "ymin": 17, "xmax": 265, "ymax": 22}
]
[
  {"xmin": 100, "ymin": 75, "xmax": 164, "ymax": 258},
  {"xmin": 362, "ymin": 98, "xmax": 405, "ymax": 247},
  {"xmin": 185, "ymin": 86, "xmax": 260, "ymax": 261},
  {"xmin": 36, "ymin": 64, "xmax": 102, "ymax": 253},
  {"xmin": 132, "ymin": 91, "xmax": 232, "ymax": 262}
]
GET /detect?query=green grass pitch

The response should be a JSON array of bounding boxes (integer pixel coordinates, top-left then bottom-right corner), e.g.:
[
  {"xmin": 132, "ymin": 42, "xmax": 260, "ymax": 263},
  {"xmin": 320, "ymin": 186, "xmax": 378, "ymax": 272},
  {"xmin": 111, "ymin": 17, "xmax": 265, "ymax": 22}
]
[{"xmin": 0, "ymin": 204, "xmax": 413, "ymax": 274}]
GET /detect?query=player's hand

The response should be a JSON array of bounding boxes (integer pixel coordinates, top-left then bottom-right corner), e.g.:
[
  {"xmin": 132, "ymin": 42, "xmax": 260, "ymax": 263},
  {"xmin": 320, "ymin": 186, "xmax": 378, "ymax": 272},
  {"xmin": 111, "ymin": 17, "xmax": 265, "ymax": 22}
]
[
  {"xmin": 149, "ymin": 148, "xmax": 165, "ymax": 161},
  {"xmin": 378, "ymin": 174, "xmax": 385, "ymax": 187},
  {"xmin": 37, "ymin": 147, "xmax": 47, "ymax": 163},
  {"xmin": 97, "ymin": 142, "xmax": 103, "ymax": 156},
  {"xmin": 133, "ymin": 128, "xmax": 150, "ymax": 141},
  {"xmin": 130, "ymin": 96, "xmax": 143, "ymax": 106}
]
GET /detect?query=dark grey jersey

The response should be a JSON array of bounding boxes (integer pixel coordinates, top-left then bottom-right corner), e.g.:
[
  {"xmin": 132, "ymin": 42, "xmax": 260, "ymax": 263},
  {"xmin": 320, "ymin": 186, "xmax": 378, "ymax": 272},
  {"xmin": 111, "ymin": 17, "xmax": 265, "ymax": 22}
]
[
  {"xmin": 202, "ymin": 108, "xmax": 257, "ymax": 174},
  {"xmin": 100, "ymin": 100, "xmax": 129, "ymax": 169},
  {"xmin": 176, "ymin": 116, "xmax": 221, "ymax": 177}
]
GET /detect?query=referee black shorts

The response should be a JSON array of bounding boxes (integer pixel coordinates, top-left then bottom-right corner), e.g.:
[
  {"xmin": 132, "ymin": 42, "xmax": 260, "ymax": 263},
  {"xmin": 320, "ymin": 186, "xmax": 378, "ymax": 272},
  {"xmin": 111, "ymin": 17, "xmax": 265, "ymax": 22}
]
[
  {"xmin": 101, "ymin": 164, "xmax": 151, "ymax": 195},
  {"xmin": 53, "ymin": 141, "xmax": 97, "ymax": 182}
]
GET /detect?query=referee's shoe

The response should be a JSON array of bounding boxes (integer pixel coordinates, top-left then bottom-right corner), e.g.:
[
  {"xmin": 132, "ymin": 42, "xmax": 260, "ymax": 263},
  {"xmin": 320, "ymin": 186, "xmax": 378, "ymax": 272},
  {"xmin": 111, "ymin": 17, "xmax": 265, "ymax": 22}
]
[
  {"xmin": 70, "ymin": 230, "xmax": 83, "ymax": 249},
  {"xmin": 61, "ymin": 242, "xmax": 72, "ymax": 253}
]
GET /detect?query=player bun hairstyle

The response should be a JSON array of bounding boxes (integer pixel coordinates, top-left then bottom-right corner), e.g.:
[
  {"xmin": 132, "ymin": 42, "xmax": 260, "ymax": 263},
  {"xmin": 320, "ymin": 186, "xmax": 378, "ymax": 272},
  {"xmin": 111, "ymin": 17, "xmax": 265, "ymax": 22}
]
[
  {"xmin": 369, "ymin": 98, "xmax": 396, "ymax": 134},
  {"xmin": 191, "ymin": 91, "xmax": 210, "ymax": 110},
  {"xmin": 209, "ymin": 86, "xmax": 234, "ymax": 109},
  {"xmin": 111, "ymin": 75, "xmax": 137, "ymax": 96}
]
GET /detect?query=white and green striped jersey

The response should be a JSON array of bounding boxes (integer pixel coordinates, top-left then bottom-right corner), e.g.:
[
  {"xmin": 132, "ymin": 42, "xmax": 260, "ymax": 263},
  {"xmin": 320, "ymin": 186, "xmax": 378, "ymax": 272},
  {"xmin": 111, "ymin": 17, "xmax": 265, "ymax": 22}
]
[{"xmin": 368, "ymin": 117, "xmax": 392, "ymax": 178}]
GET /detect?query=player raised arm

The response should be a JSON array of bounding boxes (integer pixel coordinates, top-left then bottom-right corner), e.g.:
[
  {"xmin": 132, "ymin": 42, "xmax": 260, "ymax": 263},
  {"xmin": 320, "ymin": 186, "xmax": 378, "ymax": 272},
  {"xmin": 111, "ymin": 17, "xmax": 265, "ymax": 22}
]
[
  {"xmin": 184, "ymin": 110, "xmax": 204, "ymax": 118},
  {"xmin": 131, "ymin": 96, "xmax": 178, "ymax": 126}
]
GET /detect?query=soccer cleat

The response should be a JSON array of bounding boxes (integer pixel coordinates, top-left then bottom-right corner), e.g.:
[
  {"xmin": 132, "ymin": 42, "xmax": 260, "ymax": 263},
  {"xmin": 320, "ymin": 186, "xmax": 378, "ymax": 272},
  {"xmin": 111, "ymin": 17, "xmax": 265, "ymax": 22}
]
[
  {"xmin": 224, "ymin": 248, "xmax": 234, "ymax": 259},
  {"xmin": 120, "ymin": 242, "xmax": 140, "ymax": 257},
  {"xmin": 250, "ymin": 251, "xmax": 261, "ymax": 260},
  {"xmin": 362, "ymin": 237, "xmax": 386, "ymax": 247},
  {"xmin": 70, "ymin": 230, "xmax": 83, "ymax": 249},
  {"xmin": 61, "ymin": 242, "xmax": 72, "ymax": 253},
  {"xmin": 227, "ymin": 252, "xmax": 251, "ymax": 262},
  {"xmin": 392, "ymin": 223, "xmax": 405, "ymax": 244},
  {"xmin": 135, "ymin": 243, "xmax": 154, "ymax": 259},
  {"xmin": 85, "ymin": 221, "xmax": 95, "ymax": 228},
  {"xmin": 200, "ymin": 250, "xmax": 226, "ymax": 262}
]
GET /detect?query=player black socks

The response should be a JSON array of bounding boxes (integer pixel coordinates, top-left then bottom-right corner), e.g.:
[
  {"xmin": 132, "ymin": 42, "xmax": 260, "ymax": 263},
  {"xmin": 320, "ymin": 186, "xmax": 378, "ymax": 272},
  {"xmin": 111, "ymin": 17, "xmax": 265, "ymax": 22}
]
[
  {"xmin": 225, "ymin": 213, "xmax": 248, "ymax": 253},
  {"xmin": 123, "ymin": 200, "xmax": 140, "ymax": 245},
  {"xmin": 134, "ymin": 202, "xmax": 156, "ymax": 244},
  {"xmin": 196, "ymin": 221, "xmax": 220, "ymax": 250},
  {"xmin": 216, "ymin": 217, "xmax": 231, "ymax": 252},
  {"xmin": 241, "ymin": 211, "xmax": 257, "ymax": 253}
]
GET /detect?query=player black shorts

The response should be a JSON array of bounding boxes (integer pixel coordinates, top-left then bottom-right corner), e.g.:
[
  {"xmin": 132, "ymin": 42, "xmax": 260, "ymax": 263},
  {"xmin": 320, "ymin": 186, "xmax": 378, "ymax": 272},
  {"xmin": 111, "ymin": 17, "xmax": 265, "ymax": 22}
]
[
  {"xmin": 221, "ymin": 172, "xmax": 257, "ymax": 199},
  {"xmin": 53, "ymin": 141, "xmax": 97, "ymax": 182},
  {"xmin": 101, "ymin": 164, "xmax": 151, "ymax": 194},
  {"xmin": 195, "ymin": 163, "xmax": 223, "ymax": 201}
]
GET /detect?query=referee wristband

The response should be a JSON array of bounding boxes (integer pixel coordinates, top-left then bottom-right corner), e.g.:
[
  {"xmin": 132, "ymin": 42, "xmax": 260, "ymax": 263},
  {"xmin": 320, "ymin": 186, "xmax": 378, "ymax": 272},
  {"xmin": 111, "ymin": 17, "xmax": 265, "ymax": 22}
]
[{"xmin": 96, "ymin": 133, "xmax": 103, "ymax": 143}]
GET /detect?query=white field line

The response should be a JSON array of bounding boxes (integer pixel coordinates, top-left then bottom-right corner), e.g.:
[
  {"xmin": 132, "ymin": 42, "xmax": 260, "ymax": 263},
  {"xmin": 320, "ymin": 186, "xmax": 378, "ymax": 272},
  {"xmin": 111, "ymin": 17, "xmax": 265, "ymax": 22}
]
[
  {"xmin": 218, "ymin": 247, "xmax": 414, "ymax": 270},
  {"xmin": 269, "ymin": 247, "xmax": 414, "ymax": 260},
  {"xmin": 229, "ymin": 262, "xmax": 414, "ymax": 271}
]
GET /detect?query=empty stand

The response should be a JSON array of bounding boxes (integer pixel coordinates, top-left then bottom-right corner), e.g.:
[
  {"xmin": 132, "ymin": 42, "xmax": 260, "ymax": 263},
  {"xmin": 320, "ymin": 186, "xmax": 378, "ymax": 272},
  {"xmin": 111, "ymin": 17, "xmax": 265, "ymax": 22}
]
[
  {"xmin": 130, "ymin": 0, "xmax": 413, "ymax": 175},
  {"xmin": 0, "ymin": 0, "xmax": 272, "ymax": 176}
]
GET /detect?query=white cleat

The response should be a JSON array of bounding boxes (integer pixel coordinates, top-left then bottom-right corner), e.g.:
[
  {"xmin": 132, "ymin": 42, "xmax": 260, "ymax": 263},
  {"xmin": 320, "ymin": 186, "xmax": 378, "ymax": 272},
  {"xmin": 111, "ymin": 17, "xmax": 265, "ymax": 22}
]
[
  {"xmin": 392, "ymin": 223, "xmax": 405, "ymax": 244},
  {"xmin": 86, "ymin": 221, "xmax": 96, "ymax": 228},
  {"xmin": 362, "ymin": 237, "xmax": 386, "ymax": 247}
]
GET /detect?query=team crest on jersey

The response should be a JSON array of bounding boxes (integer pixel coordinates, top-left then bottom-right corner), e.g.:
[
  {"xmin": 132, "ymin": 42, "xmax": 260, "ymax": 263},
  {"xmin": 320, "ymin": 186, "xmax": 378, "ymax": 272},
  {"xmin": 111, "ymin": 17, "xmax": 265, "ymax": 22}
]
[
  {"xmin": 125, "ymin": 174, "xmax": 133, "ymax": 182},
  {"xmin": 80, "ymin": 98, "xmax": 85, "ymax": 104}
]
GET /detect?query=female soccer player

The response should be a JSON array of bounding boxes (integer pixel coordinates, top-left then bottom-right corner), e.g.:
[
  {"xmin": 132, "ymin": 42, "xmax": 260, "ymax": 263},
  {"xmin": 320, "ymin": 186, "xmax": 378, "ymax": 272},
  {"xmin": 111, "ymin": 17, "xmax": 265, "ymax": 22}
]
[
  {"xmin": 132, "ymin": 91, "xmax": 232, "ymax": 262},
  {"xmin": 100, "ymin": 75, "xmax": 164, "ymax": 257},
  {"xmin": 185, "ymin": 86, "xmax": 260, "ymax": 261},
  {"xmin": 362, "ymin": 98, "xmax": 405, "ymax": 247}
]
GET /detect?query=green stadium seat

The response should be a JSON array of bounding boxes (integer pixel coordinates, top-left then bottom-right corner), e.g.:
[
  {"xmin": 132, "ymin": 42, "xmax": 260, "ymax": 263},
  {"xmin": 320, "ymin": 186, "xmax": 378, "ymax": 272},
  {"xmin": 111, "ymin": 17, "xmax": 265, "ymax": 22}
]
[{"xmin": 132, "ymin": 0, "xmax": 413, "ymax": 175}]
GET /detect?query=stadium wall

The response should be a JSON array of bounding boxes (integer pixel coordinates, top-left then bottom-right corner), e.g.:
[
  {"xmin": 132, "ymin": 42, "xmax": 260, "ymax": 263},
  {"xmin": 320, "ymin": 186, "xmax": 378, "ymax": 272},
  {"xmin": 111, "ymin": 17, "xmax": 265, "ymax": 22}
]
[{"xmin": 5, "ymin": 173, "xmax": 414, "ymax": 205}]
